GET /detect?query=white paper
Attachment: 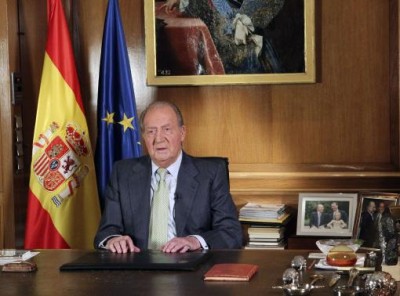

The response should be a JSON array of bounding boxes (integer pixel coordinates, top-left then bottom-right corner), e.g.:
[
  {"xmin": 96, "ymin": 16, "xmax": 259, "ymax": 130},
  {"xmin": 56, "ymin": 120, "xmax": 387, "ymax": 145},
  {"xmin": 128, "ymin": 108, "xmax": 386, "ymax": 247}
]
[
  {"xmin": 308, "ymin": 252, "xmax": 325, "ymax": 259},
  {"xmin": 0, "ymin": 251, "xmax": 40, "ymax": 266}
]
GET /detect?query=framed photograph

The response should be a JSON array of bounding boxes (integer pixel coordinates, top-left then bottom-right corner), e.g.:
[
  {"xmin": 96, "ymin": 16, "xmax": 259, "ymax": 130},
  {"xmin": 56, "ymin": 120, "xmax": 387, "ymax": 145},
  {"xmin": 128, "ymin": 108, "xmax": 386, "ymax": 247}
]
[
  {"xmin": 144, "ymin": 0, "xmax": 315, "ymax": 86},
  {"xmin": 353, "ymin": 192, "xmax": 400, "ymax": 247},
  {"xmin": 296, "ymin": 193, "xmax": 358, "ymax": 237}
]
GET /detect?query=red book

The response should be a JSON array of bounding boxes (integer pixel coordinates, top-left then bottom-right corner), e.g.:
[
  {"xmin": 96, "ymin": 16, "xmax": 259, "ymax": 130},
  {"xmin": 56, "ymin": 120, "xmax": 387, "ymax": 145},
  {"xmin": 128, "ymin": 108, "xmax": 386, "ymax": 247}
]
[{"xmin": 203, "ymin": 264, "xmax": 259, "ymax": 281}]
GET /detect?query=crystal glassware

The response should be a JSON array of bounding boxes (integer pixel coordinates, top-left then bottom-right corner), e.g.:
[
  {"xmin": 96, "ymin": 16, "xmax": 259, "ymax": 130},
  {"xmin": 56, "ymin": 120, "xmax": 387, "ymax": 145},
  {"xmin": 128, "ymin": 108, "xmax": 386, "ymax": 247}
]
[
  {"xmin": 282, "ymin": 267, "xmax": 299, "ymax": 285},
  {"xmin": 291, "ymin": 255, "xmax": 307, "ymax": 271},
  {"xmin": 326, "ymin": 245, "xmax": 358, "ymax": 267}
]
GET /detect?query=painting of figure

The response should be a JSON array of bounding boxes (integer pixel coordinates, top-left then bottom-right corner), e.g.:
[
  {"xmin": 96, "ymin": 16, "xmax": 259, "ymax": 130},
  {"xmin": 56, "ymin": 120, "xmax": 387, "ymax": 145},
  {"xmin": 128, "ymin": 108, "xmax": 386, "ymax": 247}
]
[{"xmin": 145, "ymin": 0, "xmax": 315, "ymax": 85}]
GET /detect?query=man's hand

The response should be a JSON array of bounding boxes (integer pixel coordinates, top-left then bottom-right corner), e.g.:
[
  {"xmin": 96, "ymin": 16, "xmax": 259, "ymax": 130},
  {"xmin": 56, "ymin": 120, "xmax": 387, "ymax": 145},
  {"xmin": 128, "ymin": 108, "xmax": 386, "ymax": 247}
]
[
  {"xmin": 161, "ymin": 236, "xmax": 201, "ymax": 253},
  {"xmin": 106, "ymin": 235, "xmax": 140, "ymax": 253}
]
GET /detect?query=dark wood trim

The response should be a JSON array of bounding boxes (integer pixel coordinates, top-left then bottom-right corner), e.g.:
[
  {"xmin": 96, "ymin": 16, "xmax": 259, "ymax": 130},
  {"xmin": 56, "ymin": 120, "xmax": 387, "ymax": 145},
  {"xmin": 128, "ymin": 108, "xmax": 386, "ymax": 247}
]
[
  {"xmin": 230, "ymin": 163, "xmax": 400, "ymax": 172},
  {"xmin": 390, "ymin": 0, "xmax": 400, "ymax": 169},
  {"xmin": 231, "ymin": 174, "xmax": 400, "ymax": 195}
]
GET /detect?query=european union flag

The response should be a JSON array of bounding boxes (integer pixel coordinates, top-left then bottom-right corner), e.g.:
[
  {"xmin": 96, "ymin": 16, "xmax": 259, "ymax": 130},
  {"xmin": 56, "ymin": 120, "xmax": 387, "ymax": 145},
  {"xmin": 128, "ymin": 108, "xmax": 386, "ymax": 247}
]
[{"xmin": 95, "ymin": 0, "xmax": 141, "ymax": 208}]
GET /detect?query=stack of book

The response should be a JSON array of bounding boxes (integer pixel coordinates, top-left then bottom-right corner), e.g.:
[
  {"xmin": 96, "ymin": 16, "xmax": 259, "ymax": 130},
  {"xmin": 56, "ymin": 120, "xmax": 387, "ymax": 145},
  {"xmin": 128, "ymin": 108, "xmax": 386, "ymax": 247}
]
[
  {"xmin": 239, "ymin": 203, "xmax": 292, "ymax": 250},
  {"xmin": 239, "ymin": 203, "xmax": 290, "ymax": 224},
  {"xmin": 245, "ymin": 226, "xmax": 286, "ymax": 249}
]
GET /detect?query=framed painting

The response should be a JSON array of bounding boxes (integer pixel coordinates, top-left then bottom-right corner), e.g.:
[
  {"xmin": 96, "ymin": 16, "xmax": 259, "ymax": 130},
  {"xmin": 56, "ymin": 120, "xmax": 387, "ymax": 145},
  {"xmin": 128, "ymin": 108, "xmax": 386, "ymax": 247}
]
[
  {"xmin": 296, "ymin": 193, "xmax": 358, "ymax": 237},
  {"xmin": 353, "ymin": 191, "xmax": 400, "ymax": 248},
  {"xmin": 144, "ymin": 0, "xmax": 316, "ymax": 86}
]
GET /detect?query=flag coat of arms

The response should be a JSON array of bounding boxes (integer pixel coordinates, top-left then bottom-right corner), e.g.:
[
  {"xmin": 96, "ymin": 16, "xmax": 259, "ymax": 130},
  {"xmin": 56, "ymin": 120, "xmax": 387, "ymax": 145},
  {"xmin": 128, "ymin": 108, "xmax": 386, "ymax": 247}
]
[{"xmin": 25, "ymin": 0, "xmax": 100, "ymax": 249}]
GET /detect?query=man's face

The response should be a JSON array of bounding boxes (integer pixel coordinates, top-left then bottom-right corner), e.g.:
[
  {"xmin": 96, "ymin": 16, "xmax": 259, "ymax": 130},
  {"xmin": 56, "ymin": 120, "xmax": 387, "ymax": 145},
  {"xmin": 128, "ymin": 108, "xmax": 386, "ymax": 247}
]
[
  {"xmin": 331, "ymin": 203, "xmax": 338, "ymax": 212},
  {"xmin": 142, "ymin": 105, "xmax": 186, "ymax": 168},
  {"xmin": 367, "ymin": 202, "xmax": 376, "ymax": 214},
  {"xmin": 378, "ymin": 203, "xmax": 385, "ymax": 214},
  {"xmin": 317, "ymin": 205, "xmax": 324, "ymax": 213}
]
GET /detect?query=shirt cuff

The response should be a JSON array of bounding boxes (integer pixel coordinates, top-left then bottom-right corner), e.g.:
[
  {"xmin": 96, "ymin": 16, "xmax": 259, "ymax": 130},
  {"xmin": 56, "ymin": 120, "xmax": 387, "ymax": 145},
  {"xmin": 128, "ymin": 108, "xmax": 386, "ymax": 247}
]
[
  {"xmin": 98, "ymin": 235, "xmax": 121, "ymax": 249},
  {"xmin": 190, "ymin": 235, "xmax": 209, "ymax": 250}
]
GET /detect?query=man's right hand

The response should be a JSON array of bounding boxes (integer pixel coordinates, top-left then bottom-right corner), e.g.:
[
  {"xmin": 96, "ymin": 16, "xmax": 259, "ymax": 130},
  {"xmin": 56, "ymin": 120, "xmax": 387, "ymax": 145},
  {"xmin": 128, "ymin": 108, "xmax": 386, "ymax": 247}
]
[{"xmin": 106, "ymin": 235, "xmax": 140, "ymax": 253}]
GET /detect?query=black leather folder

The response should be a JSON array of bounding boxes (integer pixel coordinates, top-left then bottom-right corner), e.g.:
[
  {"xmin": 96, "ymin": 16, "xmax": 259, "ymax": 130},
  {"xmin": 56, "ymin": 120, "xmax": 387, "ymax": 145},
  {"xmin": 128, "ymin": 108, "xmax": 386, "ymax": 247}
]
[{"xmin": 59, "ymin": 250, "xmax": 211, "ymax": 271}]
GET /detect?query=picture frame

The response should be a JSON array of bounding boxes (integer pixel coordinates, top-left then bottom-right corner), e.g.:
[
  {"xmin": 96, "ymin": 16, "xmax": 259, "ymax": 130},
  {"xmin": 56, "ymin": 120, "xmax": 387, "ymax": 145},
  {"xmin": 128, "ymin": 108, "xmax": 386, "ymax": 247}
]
[
  {"xmin": 144, "ymin": 0, "xmax": 316, "ymax": 86},
  {"xmin": 353, "ymin": 191, "xmax": 400, "ymax": 247},
  {"xmin": 296, "ymin": 193, "xmax": 358, "ymax": 237}
]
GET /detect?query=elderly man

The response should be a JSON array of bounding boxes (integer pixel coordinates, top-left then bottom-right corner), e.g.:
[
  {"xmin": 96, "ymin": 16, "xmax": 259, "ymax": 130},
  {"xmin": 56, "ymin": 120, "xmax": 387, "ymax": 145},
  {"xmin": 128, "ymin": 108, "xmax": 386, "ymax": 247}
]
[
  {"xmin": 359, "ymin": 200, "xmax": 376, "ymax": 247},
  {"xmin": 310, "ymin": 204, "xmax": 327, "ymax": 228},
  {"xmin": 94, "ymin": 101, "xmax": 242, "ymax": 253}
]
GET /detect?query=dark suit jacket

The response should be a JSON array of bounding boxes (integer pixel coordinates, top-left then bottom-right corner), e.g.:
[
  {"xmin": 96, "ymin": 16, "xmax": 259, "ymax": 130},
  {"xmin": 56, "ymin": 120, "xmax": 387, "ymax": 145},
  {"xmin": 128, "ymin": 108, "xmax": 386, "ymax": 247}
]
[
  {"xmin": 309, "ymin": 211, "xmax": 327, "ymax": 228},
  {"xmin": 94, "ymin": 152, "xmax": 243, "ymax": 250},
  {"xmin": 359, "ymin": 211, "xmax": 374, "ymax": 247}
]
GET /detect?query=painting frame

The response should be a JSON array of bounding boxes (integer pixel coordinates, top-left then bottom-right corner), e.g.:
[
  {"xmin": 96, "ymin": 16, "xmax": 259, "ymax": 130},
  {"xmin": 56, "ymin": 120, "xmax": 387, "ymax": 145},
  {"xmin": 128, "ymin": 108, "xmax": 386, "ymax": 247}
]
[
  {"xmin": 353, "ymin": 191, "xmax": 400, "ymax": 245},
  {"xmin": 296, "ymin": 193, "xmax": 358, "ymax": 237},
  {"xmin": 144, "ymin": 0, "xmax": 316, "ymax": 86}
]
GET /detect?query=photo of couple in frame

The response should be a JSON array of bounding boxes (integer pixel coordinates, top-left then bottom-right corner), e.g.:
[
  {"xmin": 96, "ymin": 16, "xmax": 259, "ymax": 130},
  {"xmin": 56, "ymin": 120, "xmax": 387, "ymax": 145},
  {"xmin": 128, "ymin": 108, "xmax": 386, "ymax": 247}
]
[
  {"xmin": 353, "ymin": 192, "xmax": 399, "ymax": 248},
  {"xmin": 296, "ymin": 193, "xmax": 357, "ymax": 237}
]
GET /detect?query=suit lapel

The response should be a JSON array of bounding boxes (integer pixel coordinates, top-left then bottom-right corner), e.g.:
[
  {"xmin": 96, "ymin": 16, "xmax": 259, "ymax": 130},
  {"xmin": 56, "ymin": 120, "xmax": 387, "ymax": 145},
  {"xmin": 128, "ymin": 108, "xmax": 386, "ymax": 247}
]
[
  {"xmin": 175, "ymin": 154, "xmax": 199, "ymax": 236},
  {"xmin": 128, "ymin": 157, "xmax": 152, "ymax": 242}
]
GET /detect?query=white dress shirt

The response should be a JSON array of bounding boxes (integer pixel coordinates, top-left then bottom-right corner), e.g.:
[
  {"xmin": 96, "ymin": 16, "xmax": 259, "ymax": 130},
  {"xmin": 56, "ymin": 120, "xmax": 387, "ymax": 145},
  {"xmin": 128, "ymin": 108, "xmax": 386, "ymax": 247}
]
[{"xmin": 151, "ymin": 151, "xmax": 208, "ymax": 249}]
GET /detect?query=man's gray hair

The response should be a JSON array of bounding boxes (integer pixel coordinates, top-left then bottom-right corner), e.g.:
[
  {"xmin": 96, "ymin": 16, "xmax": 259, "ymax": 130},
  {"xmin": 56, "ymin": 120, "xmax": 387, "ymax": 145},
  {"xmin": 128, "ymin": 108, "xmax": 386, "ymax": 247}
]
[{"xmin": 140, "ymin": 101, "xmax": 184, "ymax": 131}]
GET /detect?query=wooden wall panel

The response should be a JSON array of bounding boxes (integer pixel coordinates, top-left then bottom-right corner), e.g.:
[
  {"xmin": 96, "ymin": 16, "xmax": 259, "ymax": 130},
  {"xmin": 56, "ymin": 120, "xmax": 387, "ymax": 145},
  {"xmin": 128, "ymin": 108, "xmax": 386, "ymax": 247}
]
[
  {"xmin": 294, "ymin": 0, "xmax": 390, "ymax": 164},
  {"xmin": 18, "ymin": 1, "xmax": 46, "ymax": 168},
  {"xmin": 0, "ymin": 205, "xmax": 2, "ymax": 247},
  {"xmin": 0, "ymin": 6, "xmax": 4, "ymax": 244},
  {"xmin": 0, "ymin": 0, "xmax": 16, "ymax": 247},
  {"xmin": 154, "ymin": 86, "xmax": 274, "ymax": 163},
  {"xmin": 390, "ymin": 0, "xmax": 400, "ymax": 166},
  {"xmin": 152, "ymin": 0, "xmax": 393, "ymax": 170}
]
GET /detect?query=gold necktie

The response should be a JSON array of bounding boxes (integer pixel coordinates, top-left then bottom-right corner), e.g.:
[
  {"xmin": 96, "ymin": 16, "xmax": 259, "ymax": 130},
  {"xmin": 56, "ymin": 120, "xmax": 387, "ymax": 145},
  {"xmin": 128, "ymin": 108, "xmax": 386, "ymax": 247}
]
[{"xmin": 148, "ymin": 168, "xmax": 169, "ymax": 249}]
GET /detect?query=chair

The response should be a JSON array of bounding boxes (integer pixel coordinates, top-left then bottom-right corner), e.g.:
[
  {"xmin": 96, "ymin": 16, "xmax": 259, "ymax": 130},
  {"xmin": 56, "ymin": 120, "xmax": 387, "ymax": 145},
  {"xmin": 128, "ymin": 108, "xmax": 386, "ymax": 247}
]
[{"xmin": 198, "ymin": 157, "xmax": 230, "ymax": 188}]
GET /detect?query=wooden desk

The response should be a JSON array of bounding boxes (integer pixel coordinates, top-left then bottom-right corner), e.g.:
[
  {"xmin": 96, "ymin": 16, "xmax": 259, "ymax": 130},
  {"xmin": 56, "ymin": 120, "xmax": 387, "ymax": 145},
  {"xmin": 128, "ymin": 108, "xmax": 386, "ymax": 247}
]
[{"xmin": 0, "ymin": 250, "xmax": 398, "ymax": 296}]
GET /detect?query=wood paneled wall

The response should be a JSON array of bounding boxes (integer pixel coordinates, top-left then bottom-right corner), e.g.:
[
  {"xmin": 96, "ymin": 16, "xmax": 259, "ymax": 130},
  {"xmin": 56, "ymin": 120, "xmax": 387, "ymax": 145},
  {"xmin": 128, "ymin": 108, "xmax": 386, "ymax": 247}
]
[
  {"xmin": 8, "ymin": 0, "xmax": 400, "ymax": 246},
  {"xmin": 0, "ymin": 0, "xmax": 17, "ymax": 248}
]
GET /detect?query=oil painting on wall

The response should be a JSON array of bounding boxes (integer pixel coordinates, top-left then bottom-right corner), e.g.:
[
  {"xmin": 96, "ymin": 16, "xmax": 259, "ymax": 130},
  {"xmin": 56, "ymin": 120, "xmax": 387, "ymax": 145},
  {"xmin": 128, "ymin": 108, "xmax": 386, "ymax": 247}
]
[{"xmin": 145, "ymin": 0, "xmax": 315, "ymax": 85}]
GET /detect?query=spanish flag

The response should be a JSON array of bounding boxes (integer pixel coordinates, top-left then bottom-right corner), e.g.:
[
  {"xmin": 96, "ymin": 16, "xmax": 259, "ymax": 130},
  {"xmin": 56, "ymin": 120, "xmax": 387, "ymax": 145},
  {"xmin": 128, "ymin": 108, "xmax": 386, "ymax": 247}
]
[{"xmin": 24, "ymin": 0, "xmax": 100, "ymax": 249}]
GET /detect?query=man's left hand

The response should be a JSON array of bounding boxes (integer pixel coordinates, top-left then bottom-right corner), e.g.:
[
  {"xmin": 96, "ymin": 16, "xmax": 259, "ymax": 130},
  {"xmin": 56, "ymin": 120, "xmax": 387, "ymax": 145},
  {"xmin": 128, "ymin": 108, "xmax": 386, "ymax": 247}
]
[{"xmin": 161, "ymin": 236, "xmax": 201, "ymax": 253}]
